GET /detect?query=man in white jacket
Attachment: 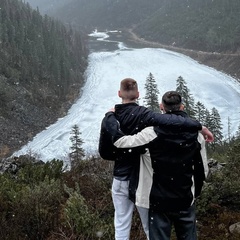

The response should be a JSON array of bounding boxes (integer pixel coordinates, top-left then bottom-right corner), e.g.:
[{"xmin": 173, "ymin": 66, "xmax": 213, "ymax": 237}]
[{"xmin": 107, "ymin": 91, "xmax": 210, "ymax": 240}]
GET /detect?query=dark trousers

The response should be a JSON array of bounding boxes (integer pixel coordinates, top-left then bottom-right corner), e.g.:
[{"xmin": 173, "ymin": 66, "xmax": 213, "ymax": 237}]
[{"xmin": 149, "ymin": 204, "xmax": 197, "ymax": 240}]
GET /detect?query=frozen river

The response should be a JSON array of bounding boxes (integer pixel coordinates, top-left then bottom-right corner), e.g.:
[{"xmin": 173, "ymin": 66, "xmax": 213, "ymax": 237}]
[{"xmin": 14, "ymin": 30, "xmax": 240, "ymax": 162}]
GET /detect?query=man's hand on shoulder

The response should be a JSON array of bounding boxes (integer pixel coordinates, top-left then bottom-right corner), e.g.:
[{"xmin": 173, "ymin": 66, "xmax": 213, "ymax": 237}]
[
  {"xmin": 201, "ymin": 126, "xmax": 214, "ymax": 142},
  {"xmin": 108, "ymin": 107, "xmax": 115, "ymax": 112}
]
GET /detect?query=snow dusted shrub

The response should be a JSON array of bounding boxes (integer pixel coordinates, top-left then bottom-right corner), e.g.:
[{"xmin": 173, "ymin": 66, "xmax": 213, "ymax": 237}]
[
  {"xmin": 213, "ymin": 141, "xmax": 240, "ymax": 209},
  {"xmin": 197, "ymin": 140, "xmax": 240, "ymax": 216},
  {"xmin": 63, "ymin": 184, "xmax": 114, "ymax": 239},
  {"xmin": 0, "ymin": 158, "xmax": 64, "ymax": 239}
]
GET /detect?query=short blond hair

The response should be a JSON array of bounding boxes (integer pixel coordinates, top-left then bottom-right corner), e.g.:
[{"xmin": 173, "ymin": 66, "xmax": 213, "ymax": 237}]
[{"xmin": 119, "ymin": 78, "xmax": 139, "ymax": 101}]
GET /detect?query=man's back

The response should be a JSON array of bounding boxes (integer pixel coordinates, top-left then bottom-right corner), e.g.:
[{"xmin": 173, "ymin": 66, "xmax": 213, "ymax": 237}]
[
  {"xmin": 101, "ymin": 102, "xmax": 155, "ymax": 180},
  {"xmin": 148, "ymin": 111, "xmax": 201, "ymax": 211}
]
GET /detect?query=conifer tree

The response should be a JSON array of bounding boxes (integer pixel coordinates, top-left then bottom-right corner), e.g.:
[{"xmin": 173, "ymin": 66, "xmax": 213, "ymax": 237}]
[
  {"xmin": 227, "ymin": 117, "xmax": 232, "ymax": 143},
  {"xmin": 143, "ymin": 72, "xmax": 160, "ymax": 112},
  {"xmin": 194, "ymin": 101, "xmax": 207, "ymax": 125},
  {"xmin": 236, "ymin": 124, "xmax": 240, "ymax": 140},
  {"xmin": 69, "ymin": 124, "xmax": 85, "ymax": 168},
  {"xmin": 211, "ymin": 107, "xmax": 223, "ymax": 142},
  {"xmin": 176, "ymin": 76, "xmax": 195, "ymax": 117},
  {"xmin": 207, "ymin": 107, "xmax": 223, "ymax": 151},
  {"xmin": 205, "ymin": 108, "xmax": 213, "ymax": 129}
]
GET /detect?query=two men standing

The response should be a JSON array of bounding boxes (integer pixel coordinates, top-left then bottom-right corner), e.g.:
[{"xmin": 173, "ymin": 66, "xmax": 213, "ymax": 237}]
[{"xmin": 99, "ymin": 78, "xmax": 212, "ymax": 240}]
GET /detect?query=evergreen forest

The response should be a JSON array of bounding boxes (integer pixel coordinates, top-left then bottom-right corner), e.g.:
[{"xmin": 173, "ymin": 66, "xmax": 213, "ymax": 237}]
[
  {"xmin": 134, "ymin": 0, "xmax": 240, "ymax": 53},
  {"xmin": 0, "ymin": 0, "xmax": 88, "ymax": 156},
  {"xmin": 40, "ymin": 0, "xmax": 240, "ymax": 53}
]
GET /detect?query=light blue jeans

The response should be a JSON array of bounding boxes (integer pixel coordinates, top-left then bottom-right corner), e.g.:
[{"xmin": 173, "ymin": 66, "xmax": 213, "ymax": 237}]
[{"xmin": 112, "ymin": 178, "xmax": 149, "ymax": 240}]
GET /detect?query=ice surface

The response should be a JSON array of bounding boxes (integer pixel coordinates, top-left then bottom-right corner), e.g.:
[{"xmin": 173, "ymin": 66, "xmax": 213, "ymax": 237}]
[{"xmin": 13, "ymin": 31, "xmax": 240, "ymax": 162}]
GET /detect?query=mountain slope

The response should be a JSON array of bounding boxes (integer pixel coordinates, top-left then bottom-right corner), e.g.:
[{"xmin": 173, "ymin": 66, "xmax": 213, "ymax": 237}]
[
  {"xmin": 0, "ymin": 0, "xmax": 88, "ymax": 158},
  {"xmin": 134, "ymin": 0, "xmax": 240, "ymax": 53},
  {"xmin": 36, "ymin": 0, "xmax": 240, "ymax": 54}
]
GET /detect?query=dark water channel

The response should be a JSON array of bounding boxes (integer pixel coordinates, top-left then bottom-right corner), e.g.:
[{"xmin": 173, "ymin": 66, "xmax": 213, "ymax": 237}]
[{"xmin": 87, "ymin": 30, "xmax": 147, "ymax": 53}]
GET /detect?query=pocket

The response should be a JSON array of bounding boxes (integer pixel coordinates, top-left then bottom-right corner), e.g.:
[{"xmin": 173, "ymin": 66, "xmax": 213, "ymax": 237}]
[{"xmin": 112, "ymin": 178, "xmax": 129, "ymax": 196}]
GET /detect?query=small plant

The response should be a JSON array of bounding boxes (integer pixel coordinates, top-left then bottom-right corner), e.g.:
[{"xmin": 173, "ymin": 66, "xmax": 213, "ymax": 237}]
[{"xmin": 69, "ymin": 124, "xmax": 85, "ymax": 169}]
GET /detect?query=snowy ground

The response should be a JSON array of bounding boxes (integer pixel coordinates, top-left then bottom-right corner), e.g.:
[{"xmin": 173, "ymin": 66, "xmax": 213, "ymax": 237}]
[{"xmin": 13, "ymin": 30, "xmax": 240, "ymax": 162}]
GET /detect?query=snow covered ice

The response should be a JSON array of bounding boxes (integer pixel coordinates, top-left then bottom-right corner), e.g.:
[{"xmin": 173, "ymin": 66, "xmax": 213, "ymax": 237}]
[{"xmin": 14, "ymin": 30, "xmax": 240, "ymax": 162}]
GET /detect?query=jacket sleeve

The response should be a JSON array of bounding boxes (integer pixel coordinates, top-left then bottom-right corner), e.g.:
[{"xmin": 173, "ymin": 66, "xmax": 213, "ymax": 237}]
[
  {"xmin": 98, "ymin": 112, "xmax": 121, "ymax": 160},
  {"xmin": 141, "ymin": 110, "xmax": 202, "ymax": 131},
  {"xmin": 114, "ymin": 126, "xmax": 157, "ymax": 148},
  {"xmin": 98, "ymin": 112, "xmax": 147, "ymax": 159}
]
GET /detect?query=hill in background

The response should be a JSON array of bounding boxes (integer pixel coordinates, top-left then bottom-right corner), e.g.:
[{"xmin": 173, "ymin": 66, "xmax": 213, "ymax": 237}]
[
  {"xmin": 0, "ymin": 0, "xmax": 88, "ymax": 157},
  {"xmin": 30, "ymin": 0, "xmax": 240, "ymax": 54},
  {"xmin": 29, "ymin": 0, "xmax": 240, "ymax": 81}
]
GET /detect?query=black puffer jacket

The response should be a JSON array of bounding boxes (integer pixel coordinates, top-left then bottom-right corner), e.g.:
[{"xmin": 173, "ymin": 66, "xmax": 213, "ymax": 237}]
[
  {"xmin": 148, "ymin": 111, "xmax": 203, "ymax": 211},
  {"xmin": 98, "ymin": 103, "xmax": 202, "ymax": 180}
]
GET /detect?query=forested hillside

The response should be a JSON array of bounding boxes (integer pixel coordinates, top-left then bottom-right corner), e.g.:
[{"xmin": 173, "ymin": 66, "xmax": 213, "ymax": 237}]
[
  {"xmin": 40, "ymin": 0, "xmax": 240, "ymax": 54},
  {"xmin": 44, "ymin": 0, "xmax": 240, "ymax": 81},
  {"xmin": 135, "ymin": 0, "xmax": 240, "ymax": 53},
  {"xmin": 0, "ymin": 0, "xmax": 88, "ymax": 157}
]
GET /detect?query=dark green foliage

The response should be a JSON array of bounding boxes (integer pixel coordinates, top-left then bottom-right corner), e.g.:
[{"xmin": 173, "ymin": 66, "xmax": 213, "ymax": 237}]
[
  {"xmin": 28, "ymin": 0, "xmax": 240, "ymax": 53},
  {"xmin": 175, "ymin": 76, "xmax": 224, "ymax": 153},
  {"xmin": 213, "ymin": 140, "xmax": 240, "ymax": 208},
  {"xmin": 0, "ymin": 159, "xmax": 64, "ymax": 239},
  {"xmin": 197, "ymin": 139, "xmax": 240, "ymax": 216},
  {"xmin": 195, "ymin": 139, "xmax": 240, "ymax": 240},
  {"xmin": 143, "ymin": 72, "xmax": 160, "ymax": 112},
  {"xmin": 0, "ymin": 0, "xmax": 87, "ymax": 102},
  {"xmin": 194, "ymin": 101, "xmax": 208, "ymax": 125},
  {"xmin": 0, "ymin": 156, "xmax": 116, "ymax": 239},
  {"xmin": 0, "ymin": 0, "xmax": 88, "ymax": 157},
  {"xmin": 206, "ymin": 107, "xmax": 224, "ymax": 150},
  {"xmin": 176, "ymin": 76, "xmax": 195, "ymax": 117},
  {"xmin": 69, "ymin": 124, "xmax": 85, "ymax": 168},
  {"xmin": 0, "ymin": 143, "xmax": 240, "ymax": 239},
  {"xmin": 135, "ymin": 0, "xmax": 240, "ymax": 52}
]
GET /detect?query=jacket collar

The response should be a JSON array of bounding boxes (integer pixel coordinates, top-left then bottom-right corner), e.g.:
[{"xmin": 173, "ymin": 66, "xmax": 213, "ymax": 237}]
[
  {"xmin": 115, "ymin": 102, "xmax": 139, "ymax": 110},
  {"xmin": 165, "ymin": 110, "xmax": 188, "ymax": 117}
]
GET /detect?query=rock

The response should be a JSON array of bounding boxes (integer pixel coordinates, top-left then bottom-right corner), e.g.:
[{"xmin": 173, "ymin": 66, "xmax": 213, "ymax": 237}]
[
  {"xmin": 208, "ymin": 158, "xmax": 226, "ymax": 173},
  {"xmin": 0, "ymin": 155, "xmax": 45, "ymax": 174},
  {"xmin": 229, "ymin": 222, "xmax": 240, "ymax": 234}
]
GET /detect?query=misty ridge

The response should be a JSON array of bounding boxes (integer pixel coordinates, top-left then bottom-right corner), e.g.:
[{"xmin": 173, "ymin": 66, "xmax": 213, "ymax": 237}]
[{"xmin": 28, "ymin": 0, "xmax": 240, "ymax": 53}]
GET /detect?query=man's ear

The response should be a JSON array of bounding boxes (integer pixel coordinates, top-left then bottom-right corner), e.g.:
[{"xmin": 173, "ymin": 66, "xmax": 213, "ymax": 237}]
[
  {"xmin": 180, "ymin": 104, "xmax": 184, "ymax": 110},
  {"xmin": 118, "ymin": 90, "xmax": 122, "ymax": 98},
  {"xmin": 160, "ymin": 103, "xmax": 164, "ymax": 111},
  {"xmin": 136, "ymin": 91, "xmax": 139, "ymax": 99}
]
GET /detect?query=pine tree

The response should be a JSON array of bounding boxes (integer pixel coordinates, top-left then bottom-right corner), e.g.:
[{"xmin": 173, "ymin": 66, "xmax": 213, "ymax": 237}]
[
  {"xmin": 176, "ymin": 76, "xmax": 195, "ymax": 117},
  {"xmin": 143, "ymin": 72, "xmax": 160, "ymax": 112},
  {"xmin": 236, "ymin": 124, "xmax": 240, "ymax": 140},
  {"xmin": 194, "ymin": 101, "xmax": 207, "ymax": 124},
  {"xmin": 211, "ymin": 107, "xmax": 223, "ymax": 143},
  {"xmin": 227, "ymin": 116, "xmax": 231, "ymax": 143},
  {"xmin": 69, "ymin": 124, "xmax": 85, "ymax": 168},
  {"xmin": 207, "ymin": 107, "xmax": 223, "ymax": 151}
]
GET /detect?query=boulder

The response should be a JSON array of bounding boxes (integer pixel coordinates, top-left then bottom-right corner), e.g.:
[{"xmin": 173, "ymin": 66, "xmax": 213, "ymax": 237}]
[{"xmin": 229, "ymin": 222, "xmax": 240, "ymax": 234}]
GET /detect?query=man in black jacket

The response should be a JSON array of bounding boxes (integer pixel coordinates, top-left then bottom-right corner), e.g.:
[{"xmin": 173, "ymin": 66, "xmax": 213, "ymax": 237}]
[
  {"xmin": 106, "ymin": 90, "xmax": 211, "ymax": 240},
  {"xmin": 98, "ymin": 79, "xmax": 212, "ymax": 240}
]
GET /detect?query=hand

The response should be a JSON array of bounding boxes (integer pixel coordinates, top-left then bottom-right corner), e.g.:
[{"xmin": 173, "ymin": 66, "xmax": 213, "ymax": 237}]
[
  {"xmin": 108, "ymin": 107, "xmax": 115, "ymax": 112},
  {"xmin": 201, "ymin": 126, "xmax": 214, "ymax": 142}
]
